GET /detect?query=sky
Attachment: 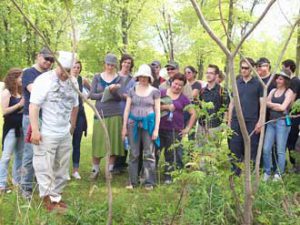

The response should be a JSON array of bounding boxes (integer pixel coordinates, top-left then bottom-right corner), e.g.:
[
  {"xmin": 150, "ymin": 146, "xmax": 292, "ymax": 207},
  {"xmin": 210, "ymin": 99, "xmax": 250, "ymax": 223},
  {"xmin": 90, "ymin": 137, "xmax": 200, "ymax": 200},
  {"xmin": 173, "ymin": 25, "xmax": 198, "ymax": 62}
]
[{"xmin": 250, "ymin": 0, "xmax": 300, "ymax": 41}]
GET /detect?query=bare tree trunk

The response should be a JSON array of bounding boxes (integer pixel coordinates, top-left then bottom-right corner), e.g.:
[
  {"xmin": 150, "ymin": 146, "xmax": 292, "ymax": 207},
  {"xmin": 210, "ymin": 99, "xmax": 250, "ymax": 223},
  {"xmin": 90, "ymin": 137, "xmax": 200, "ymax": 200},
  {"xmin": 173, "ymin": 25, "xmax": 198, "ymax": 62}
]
[
  {"xmin": 197, "ymin": 53, "xmax": 204, "ymax": 80},
  {"xmin": 3, "ymin": 8, "xmax": 10, "ymax": 59},
  {"xmin": 168, "ymin": 14, "xmax": 174, "ymax": 61},
  {"xmin": 225, "ymin": 0, "xmax": 234, "ymax": 74},
  {"xmin": 121, "ymin": 1, "xmax": 129, "ymax": 53},
  {"xmin": 296, "ymin": 22, "xmax": 300, "ymax": 75}
]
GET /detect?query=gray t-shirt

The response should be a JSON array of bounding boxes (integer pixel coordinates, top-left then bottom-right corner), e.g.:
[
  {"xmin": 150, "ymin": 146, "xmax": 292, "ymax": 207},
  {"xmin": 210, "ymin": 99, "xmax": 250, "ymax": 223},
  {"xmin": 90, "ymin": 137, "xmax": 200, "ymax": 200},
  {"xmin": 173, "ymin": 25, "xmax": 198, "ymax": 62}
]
[
  {"xmin": 128, "ymin": 87, "xmax": 160, "ymax": 118},
  {"xmin": 30, "ymin": 70, "xmax": 79, "ymax": 137},
  {"xmin": 89, "ymin": 73, "xmax": 124, "ymax": 118}
]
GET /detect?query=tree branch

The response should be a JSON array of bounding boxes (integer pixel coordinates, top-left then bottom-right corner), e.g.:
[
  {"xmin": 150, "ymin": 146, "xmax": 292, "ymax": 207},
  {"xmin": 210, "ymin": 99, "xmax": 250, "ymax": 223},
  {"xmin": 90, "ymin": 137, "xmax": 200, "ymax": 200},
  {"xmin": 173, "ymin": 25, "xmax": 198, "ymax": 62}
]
[
  {"xmin": 233, "ymin": 0, "xmax": 277, "ymax": 56},
  {"xmin": 190, "ymin": 0, "xmax": 231, "ymax": 57}
]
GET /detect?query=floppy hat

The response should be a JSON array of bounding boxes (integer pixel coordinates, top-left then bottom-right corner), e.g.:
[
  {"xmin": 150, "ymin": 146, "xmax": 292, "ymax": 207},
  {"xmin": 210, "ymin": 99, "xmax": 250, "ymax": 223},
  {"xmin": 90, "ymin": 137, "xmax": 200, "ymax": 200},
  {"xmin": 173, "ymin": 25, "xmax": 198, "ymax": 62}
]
[
  {"xmin": 275, "ymin": 69, "xmax": 291, "ymax": 79},
  {"xmin": 134, "ymin": 64, "xmax": 154, "ymax": 83},
  {"xmin": 105, "ymin": 53, "xmax": 118, "ymax": 66}
]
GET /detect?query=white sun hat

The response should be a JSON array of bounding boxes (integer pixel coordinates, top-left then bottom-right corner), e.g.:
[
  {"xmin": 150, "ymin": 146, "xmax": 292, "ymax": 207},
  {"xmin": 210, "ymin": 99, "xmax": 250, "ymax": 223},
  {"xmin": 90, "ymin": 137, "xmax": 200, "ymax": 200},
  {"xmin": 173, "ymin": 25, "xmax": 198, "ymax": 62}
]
[{"xmin": 134, "ymin": 64, "xmax": 154, "ymax": 83}]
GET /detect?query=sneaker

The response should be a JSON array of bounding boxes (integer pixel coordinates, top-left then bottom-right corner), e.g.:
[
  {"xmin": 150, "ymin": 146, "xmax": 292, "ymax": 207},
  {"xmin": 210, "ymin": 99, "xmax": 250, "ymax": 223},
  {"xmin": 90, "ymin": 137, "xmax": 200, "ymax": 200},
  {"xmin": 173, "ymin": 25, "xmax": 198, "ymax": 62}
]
[
  {"xmin": 66, "ymin": 174, "xmax": 71, "ymax": 181},
  {"xmin": 164, "ymin": 179, "xmax": 172, "ymax": 185},
  {"xmin": 273, "ymin": 174, "xmax": 282, "ymax": 182},
  {"xmin": 144, "ymin": 185, "xmax": 153, "ymax": 191},
  {"xmin": 89, "ymin": 170, "xmax": 99, "ymax": 180},
  {"xmin": 72, "ymin": 171, "xmax": 81, "ymax": 180},
  {"xmin": 125, "ymin": 184, "xmax": 134, "ymax": 190},
  {"xmin": 263, "ymin": 173, "xmax": 270, "ymax": 182},
  {"xmin": 0, "ymin": 187, "xmax": 6, "ymax": 194},
  {"xmin": 21, "ymin": 189, "xmax": 32, "ymax": 200}
]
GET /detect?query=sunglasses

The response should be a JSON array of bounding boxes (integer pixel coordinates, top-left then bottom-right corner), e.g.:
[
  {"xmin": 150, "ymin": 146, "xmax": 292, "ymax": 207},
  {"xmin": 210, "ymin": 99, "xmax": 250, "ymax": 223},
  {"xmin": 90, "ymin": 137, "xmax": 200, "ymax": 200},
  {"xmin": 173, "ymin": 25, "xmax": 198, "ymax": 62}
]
[
  {"xmin": 257, "ymin": 64, "xmax": 269, "ymax": 68},
  {"xmin": 167, "ymin": 67, "xmax": 176, "ymax": 71},
  {"xmin": 241, "ymin": 67, "xmax": 250, "ymax": 70},
  {"xmin": 44, "ymin": 57, "xmax": 54, "ymax": 63}
]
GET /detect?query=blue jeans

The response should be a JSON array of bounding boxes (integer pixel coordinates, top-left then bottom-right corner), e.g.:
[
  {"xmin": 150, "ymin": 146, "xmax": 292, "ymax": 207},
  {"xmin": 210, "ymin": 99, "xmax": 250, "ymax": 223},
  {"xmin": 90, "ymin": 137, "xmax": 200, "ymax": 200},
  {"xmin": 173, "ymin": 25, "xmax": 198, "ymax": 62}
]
[
  {"xmin": 263, "ymin": 119, "xmax": 291, "ymax": 175},
  {"xmin": 72, "ymin": 115, "xmax": 85, "ymax": 169},
  {"xmin": 0, "ymin": 129, "xmax": 24, "ymax": 188},
  {"xmin": 21, "ymin": 115, "xmax": 34, "ymax": 192}
]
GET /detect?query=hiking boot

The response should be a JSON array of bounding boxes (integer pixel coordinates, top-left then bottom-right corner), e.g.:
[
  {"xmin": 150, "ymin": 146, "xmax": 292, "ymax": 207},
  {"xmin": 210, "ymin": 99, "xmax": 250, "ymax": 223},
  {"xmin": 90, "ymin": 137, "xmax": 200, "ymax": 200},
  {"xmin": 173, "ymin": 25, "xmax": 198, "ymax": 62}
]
[
  {"xmin": 43, "ymin": 196, "xmax": 67, "ymax": 214},
  {"xmin": 89, "ymin": 170, "xmax": 99, "ymax": 181}
]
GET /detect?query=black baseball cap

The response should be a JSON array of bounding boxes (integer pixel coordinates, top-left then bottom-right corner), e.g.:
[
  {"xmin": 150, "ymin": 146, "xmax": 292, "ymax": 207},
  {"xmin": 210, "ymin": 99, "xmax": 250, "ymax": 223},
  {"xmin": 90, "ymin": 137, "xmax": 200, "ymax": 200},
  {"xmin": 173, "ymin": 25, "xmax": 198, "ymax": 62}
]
[{"xmin": 39, "ymin": 47, "xmax": 53, "ymax": 58}]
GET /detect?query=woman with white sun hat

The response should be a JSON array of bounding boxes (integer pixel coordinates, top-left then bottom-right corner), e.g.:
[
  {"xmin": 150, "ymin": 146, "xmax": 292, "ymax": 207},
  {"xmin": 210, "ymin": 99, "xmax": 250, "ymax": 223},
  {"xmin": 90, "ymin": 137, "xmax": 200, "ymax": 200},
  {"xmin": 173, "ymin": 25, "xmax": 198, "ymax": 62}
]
[{"xmin": 122, "ymin": 64, "xmax": 161, "ymax": 190}]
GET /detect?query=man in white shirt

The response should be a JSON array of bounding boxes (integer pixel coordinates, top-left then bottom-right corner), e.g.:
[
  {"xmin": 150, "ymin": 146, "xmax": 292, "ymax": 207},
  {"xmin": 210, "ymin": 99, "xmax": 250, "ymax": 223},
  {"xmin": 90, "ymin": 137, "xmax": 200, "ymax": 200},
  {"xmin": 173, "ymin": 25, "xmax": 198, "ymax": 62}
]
[{"xmin": 29, "ymin": 51, "xmax": 79, "ymax": 213}]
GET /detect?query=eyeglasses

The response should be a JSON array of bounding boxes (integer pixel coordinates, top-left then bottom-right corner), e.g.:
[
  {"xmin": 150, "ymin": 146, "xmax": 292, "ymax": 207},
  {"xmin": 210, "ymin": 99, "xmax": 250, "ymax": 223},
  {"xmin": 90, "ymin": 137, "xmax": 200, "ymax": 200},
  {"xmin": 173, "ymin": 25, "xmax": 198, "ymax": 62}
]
[
  {"xmin": 44, "ymin": 57, "xmax": 54, "ymax": 63},
  {"xmin": 241, "ymin": 67, "xmax": 250, "ymax": 70},
  {"xmin": 206, "ymin": 72, "xmax": 215, "ymax": 75},
  {"xmin": 167, "ymin": 67, "xmax": 176, "ymax": 71}
]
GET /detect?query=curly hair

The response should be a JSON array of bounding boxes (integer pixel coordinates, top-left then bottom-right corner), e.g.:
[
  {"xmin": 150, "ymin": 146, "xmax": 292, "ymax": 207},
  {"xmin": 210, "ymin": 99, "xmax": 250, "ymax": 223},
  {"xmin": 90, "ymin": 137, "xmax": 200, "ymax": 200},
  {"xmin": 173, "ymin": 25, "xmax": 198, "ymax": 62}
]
[{"xmin": 4, "ymin": 68, "xmax": 23, "ymax": 96}]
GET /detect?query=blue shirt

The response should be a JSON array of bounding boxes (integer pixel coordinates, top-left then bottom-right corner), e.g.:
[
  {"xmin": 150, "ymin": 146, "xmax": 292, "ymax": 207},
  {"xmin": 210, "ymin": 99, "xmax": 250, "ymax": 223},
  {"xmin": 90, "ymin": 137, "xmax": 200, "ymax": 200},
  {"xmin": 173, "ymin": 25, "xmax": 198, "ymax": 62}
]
[
  {"xmin": 22, "ymin": 67, "xmax": 43, "ymax": 115},
  {"xmin": 232, "ymin": 76, "xmax": 263, "ymax": 122}
]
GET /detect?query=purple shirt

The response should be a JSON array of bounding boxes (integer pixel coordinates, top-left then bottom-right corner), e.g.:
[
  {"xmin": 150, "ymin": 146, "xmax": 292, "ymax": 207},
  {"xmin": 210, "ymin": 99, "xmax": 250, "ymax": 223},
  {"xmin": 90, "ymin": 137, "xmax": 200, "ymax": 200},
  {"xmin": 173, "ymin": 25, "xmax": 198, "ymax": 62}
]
[{"xmin": 159, "ymin": 89, "xmax": 190, "ymax": 131}]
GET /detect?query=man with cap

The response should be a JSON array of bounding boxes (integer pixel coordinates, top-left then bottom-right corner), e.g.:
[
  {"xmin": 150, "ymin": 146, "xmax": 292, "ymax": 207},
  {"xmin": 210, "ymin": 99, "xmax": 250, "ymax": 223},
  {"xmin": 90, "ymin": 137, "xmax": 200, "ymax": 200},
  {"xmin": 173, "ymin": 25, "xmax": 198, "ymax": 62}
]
[
  {"xmin": 159, "ymin": 60, "xmax": 193, "ymax": 100},
  {"xmin": 151, "ymin": 60, "xmax": 164, "ymax": 88},
  {"xmin": 21, "ymin": 47, "xmax": 54, "ymax": 199},
  {"xmin": 29, "ymin": 51, "xmax": 79, "ymax": 212},
  {"xmin": 256, "ymin": 57, "xmax": 276, "ymax": 94}
]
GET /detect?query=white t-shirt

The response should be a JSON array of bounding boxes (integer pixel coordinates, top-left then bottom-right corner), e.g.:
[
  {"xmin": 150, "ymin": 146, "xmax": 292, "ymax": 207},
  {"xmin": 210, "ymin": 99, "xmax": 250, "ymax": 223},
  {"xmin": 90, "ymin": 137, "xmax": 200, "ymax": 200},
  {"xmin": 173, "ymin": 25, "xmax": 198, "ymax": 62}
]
[{"xmin": 30, "ymin": 70, "xmax": 79, "ymax": 137}]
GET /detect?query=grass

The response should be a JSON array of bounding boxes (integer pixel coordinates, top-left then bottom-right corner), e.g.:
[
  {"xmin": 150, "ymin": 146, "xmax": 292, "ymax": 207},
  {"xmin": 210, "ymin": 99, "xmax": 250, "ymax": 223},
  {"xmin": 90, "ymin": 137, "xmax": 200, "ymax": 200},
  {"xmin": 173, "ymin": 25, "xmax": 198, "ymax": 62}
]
[
  {"xmin": 0, "ymin": 107, "xmax": 183, "ymax": 225},
  {"xmin": 0, "ymin": 107, "xmax": 299, "ymax": 224}
]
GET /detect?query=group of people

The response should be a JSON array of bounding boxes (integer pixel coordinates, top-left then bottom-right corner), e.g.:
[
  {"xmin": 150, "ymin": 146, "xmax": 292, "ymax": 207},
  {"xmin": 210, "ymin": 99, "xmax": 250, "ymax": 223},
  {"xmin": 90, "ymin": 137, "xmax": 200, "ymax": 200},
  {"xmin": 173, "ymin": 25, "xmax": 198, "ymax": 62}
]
[{"xmin": 0, "ymin": 47, "xmax": 299, "ymax": 213}]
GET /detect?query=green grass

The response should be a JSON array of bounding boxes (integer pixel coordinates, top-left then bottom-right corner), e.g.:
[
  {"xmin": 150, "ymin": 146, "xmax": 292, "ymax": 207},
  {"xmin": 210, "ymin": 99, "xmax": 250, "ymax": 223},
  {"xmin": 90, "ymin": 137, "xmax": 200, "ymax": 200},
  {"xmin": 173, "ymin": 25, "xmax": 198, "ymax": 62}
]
[{"xmin": 0, "ymin": 107, "xmax": 299, "ymax": 225}]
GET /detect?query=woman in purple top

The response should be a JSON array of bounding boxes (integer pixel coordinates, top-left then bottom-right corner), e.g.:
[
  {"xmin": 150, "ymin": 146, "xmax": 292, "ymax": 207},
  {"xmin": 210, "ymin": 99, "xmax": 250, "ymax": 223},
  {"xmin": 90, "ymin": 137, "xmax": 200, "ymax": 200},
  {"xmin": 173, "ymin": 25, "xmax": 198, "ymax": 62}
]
[{"xmin": 159, "ymin": 73, "xmax": 196, "ymax": 184}]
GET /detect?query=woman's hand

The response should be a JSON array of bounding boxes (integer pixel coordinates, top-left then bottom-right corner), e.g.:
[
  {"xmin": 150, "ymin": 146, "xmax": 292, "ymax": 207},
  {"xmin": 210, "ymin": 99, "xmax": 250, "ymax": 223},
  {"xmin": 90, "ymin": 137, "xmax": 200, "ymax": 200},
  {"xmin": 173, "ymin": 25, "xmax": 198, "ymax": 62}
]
[
  {"xmin": 179, "ymin": 127, "xmax": 190, "ymax": 137},
  {"xmin": 152, "ymin": 129, "xmax": 159, "ymax": 140},
  {"xmin": 121, "ymin": 126, "xmax": 127, "ymax": 141},
  {"xmin": 109, "ymin": 84, "xmax": 121, "ymax": 92},
  {"xmin": 169, "ymin": 104, "xmax": 175, "ymax": 112}
]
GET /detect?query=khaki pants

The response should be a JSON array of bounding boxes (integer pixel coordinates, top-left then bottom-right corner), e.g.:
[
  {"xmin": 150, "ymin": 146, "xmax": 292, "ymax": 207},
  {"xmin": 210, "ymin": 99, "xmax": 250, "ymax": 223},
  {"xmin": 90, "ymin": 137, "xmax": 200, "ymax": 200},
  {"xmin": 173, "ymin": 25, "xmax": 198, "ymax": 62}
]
[{"xmin": 33, "ymin": 133, "xmax": 71, "ymax": 202}]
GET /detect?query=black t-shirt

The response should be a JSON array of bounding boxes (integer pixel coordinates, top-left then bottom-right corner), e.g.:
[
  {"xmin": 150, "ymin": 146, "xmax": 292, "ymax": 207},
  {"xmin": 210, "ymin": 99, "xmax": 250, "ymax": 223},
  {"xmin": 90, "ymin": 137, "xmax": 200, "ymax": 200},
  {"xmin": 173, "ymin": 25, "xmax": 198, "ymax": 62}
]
[
  {"xmin": 233, "ymin": 76, "xmax": 263, "ymax": 121},
  {"xmin": 22, "ymin": 67, "xmax": 43, "ymax": 115},
  {"xmin": 262, "ymin": 75, "xmax": 276, "ymax": 94},
  {"xmin": 290, "ymin": 76, "xmax": 300, "ymax": 100},
  {"xmin": 199, "ymin": 84, "xmax": 230, "ymax": 128},
  {"xmin": 191, "ymin": 81, "xmax": 201, "ymax": 91}
]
